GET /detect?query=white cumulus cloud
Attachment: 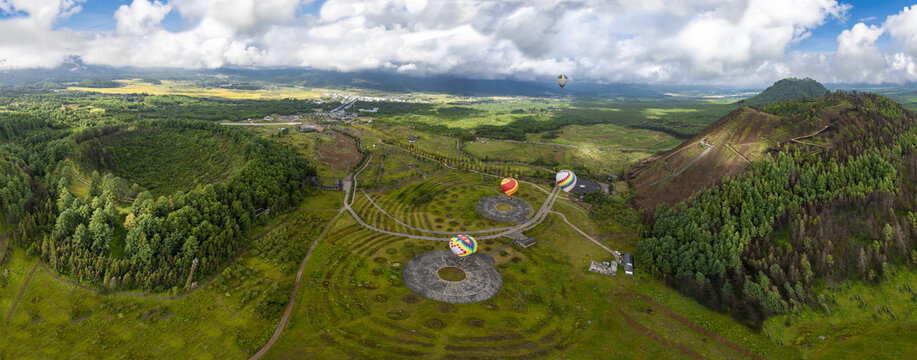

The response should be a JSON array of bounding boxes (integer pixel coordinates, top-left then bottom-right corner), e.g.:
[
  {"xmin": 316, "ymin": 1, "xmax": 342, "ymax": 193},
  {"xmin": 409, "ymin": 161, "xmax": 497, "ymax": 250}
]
[
  {"xmin": 114, "ymin": 0, "xmax": 172, "ymax": 36},
  {"xmin": 6, "ymin": 0, "xmax": 917, "ymax": 85}
]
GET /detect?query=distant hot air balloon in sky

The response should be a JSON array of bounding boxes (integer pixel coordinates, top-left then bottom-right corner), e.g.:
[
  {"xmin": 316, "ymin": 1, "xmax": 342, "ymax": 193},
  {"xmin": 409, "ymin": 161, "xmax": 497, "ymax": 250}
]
[
  {"xmin": 449, "ymin": 234, "xmax": 478, "ymax": 258},
  {"xmin": 556, "ymin": 170, "xmax": 577, "ymax": 193},
  {"xmin": 500, "ymin": 177, "xmax": 518, "ymax": 196},
  {"xmin": 556, "ymin": 74, "xmax": 568, "ymax": 89}
]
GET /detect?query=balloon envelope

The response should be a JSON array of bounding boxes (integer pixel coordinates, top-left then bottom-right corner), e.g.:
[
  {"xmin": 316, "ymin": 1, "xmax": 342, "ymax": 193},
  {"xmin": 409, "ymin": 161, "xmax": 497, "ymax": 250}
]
[
  {"xmin": 556, "ymin": 170, "xmax": 577, "ymax": 192},
  {"xmin": 556, "ymin": 74, "xmax": 568, "ymax": 88},
  {"xmin": 500, "ymin": 178, "xmax": 518, "ymax": 196},
  {"xmin": 449, "ymin": 234, "xmax": 478, "ymax": 257}
]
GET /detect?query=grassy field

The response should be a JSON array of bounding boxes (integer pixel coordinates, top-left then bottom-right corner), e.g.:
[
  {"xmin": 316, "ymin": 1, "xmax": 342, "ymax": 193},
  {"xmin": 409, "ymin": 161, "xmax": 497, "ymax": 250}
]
[
  {"xmin": 0, "ymin": 191, "xmax": 342, "ymax": 359},
  {"xmin": 74, "ymin": 127, "xmax": 246, "ymax": 196},
  {"xmin": 370, "ymin": 123, "xmax": 462, "ymax": 157},
  {"xmin": 527, "ymin": 123, "xmax": 682, "ymax": 150},
  {"xmin": 762, "ymin": 266, "xmax": 917, "ymax": 359},
  {"xmin": 377, "ymin": 100, "xmax": 559, "ymax": 130},
  {"xmin": 244, "ymin": 125, "xmax": 349, "ymax": 178},
  {"xmin": 354, "ymin": 148, "xmax": 440, "ymax": 188},
  {"xmin": 264, "ymin": 195, "xmax": 798, "ymax": 359},
  {"xmin": 463, "ymin": 140, "xmax": 651, "ymax": 177},
  {"xmin": 350, "ymin": 171, "xmax": 548, "ymax": 235},
  {"xmin": 555, "ymin": 100, "xmax": 734, "ymax": 137}
]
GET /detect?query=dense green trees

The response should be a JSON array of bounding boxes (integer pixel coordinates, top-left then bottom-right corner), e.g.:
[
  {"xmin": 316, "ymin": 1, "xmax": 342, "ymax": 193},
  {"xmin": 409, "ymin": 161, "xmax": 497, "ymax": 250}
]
[
  {"xmin": 742, "ymin": 77, "xmax": 828, "ymax": 106},
  {"xmin": 40, "ymin": 120, "xmax": 315, "ymax": 291},
  {"xmin": 639, "ymin": 93, "xmax": 917, "ymax": 326}
]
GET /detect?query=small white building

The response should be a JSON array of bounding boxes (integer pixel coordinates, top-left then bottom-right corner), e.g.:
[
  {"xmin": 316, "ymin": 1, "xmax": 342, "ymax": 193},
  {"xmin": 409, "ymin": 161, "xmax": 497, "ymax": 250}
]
[{"xmin": 589, "ymin": 261, "xmax": 617, "ymax": 276}]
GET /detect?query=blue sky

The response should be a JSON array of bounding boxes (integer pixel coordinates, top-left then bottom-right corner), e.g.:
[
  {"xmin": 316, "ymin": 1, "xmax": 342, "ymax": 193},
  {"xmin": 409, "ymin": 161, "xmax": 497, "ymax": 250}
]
[
  {"xmin": 2, "ymin": 1, "xmax": 917, "ymax": 85},
  {"xmin": 791, "ymin": 0, "xmax": 911, "ymax": 52},
  {"xmin": 55, "ymin": 0, "xmax": 327, "ymax": 32}
]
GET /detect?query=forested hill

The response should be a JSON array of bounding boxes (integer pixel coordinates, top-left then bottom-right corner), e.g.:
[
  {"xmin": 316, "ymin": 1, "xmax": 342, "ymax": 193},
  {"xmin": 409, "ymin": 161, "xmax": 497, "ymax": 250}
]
[
  {"xmin": 638, "ymin": 92, "xmax": 917, "ymax": 327},
  {"xmin": 626, "ymin": 91, "xmax": 901, "ymax": 210},
  {"xmin": 741, "ymin": 77, "xmax": 828, "ymax": 106}
]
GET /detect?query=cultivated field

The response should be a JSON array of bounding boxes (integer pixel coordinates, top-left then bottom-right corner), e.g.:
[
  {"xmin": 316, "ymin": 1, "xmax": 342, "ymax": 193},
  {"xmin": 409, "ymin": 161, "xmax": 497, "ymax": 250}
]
[{"xmin": 68, "ymin": 79, "xmax": 323, "ymax": 100}]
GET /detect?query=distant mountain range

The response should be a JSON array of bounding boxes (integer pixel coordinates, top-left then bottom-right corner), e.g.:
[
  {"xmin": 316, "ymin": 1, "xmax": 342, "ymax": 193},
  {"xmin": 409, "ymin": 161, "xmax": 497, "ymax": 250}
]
[
  {"xmin": 0, "ymin": 57, "xmax": 664, "ymax": 98},
  {"xmin": 2, "ymin": 58, "xmax": 916, "ymax": 99}
]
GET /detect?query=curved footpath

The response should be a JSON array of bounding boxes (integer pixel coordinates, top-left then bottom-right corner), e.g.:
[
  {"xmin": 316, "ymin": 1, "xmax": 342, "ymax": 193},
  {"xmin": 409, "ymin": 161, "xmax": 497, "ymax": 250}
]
[{"xmin": 250, "ymin": 208, "xmax": 345, "ymax": 360}]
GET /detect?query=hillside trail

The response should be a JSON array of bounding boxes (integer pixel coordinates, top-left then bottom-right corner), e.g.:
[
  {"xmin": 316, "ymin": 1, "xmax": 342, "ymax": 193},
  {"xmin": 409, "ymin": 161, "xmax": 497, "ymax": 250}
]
[
  {"xmin": 726, "ymin": 143, "xmax": 752, "ymax": 163},
  {"xmin": 635, "ymin": 293, "xmax": 770, "ymax": 360},
  {"xmin": 6, "ymin": 263, "xmax": 39, "ymax": 323},
  {"xmin": 790, "ymin": 125, "xmax": 831, "ymax": 147},
  {"xmin": 613, "ymin": 305, "xmax": 706, "ymax": 360},
  {"xmin": 640, "ymin": 140, "xmax": 715, "ymax": 189},
  {"xmin": 547, "ymin": 210, "xmax": 614, "ymax": 254}
]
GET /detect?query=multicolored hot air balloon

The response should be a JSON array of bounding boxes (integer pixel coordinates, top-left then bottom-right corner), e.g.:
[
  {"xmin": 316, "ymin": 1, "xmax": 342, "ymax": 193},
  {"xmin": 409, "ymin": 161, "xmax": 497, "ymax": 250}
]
[
  {"xmin": 449, "ymin": 234, "xmax": 478, "ymax": 258},
  {"xmin": 556, "ymin": 170, "xmax": 577, "ymax": 193},
  {"xmin": 500, "ymin": 177, "xmax": 518, "ymax": 196},
  {"xmin": 556, "ymin": 74, "xmax": 568, "ymax": 89}
]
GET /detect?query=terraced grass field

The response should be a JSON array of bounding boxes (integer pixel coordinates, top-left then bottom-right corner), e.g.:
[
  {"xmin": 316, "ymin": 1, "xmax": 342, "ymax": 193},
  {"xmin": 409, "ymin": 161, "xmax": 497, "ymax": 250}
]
[
  {"xmin": 353, "ymin": 171, "xmax": 546, "ymax": 236},
  {"xmin": 264, "ymin": 203, "xmax": 798, "ymax": 359}
]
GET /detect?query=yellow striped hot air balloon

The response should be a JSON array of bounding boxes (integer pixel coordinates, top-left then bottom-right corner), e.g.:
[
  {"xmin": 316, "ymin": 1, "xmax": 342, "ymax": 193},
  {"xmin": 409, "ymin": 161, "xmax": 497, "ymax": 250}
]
[{"xmin": 500, "ymin": 178, "xmax": 518, "ymax": 196}]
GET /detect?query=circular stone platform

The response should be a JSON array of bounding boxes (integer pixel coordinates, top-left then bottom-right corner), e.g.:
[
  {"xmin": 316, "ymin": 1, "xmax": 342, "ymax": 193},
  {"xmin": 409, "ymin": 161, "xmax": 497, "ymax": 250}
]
[
  {"xmin": 476, "ymin": 195, "xmax": 532, "ymax": 223},
  {"xmin": 402, "ymin": 250, "xmax": 502, "ymax": 303}
]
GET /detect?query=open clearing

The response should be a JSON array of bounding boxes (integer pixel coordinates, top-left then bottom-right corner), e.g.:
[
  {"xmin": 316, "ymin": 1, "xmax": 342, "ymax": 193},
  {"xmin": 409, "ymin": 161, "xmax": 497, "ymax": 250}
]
[
  {"xmin": 316, "ymin": 130, "xmax": 362, "ymax": 172},
  {"xmin": 526, "ymin": 123, "xmax": 682, "ymax": 150}
]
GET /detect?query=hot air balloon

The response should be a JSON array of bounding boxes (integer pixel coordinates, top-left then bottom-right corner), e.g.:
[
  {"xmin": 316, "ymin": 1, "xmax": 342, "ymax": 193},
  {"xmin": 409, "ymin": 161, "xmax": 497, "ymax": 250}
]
[
  {"xmin": 500, "ymin": 177, "xmax": 518, "ymax": 196},
  {"xmin": 449, "ymin": 234, "xmax": 478, "ymax": 258},
  {"xmin": 556, "ymin": 74, "xmax": 568, "ymax": 89},
  {"xmin": 556, "ymin": 170, "xmax": 577, "ymax": 193}
]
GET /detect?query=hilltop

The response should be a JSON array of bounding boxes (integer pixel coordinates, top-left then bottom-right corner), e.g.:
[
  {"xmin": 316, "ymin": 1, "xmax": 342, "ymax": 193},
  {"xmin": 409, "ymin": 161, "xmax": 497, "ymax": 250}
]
[
  {"xmin": 626, "ymin": 92, "xmax": 910, "ymax": 210},
  {"xmin": 741, "ymin": 77, "xmax": 828, "ymax": 106},
  {"xmin": 637, "ymin": 92, "xmax": 917, "ymax": 328}
]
